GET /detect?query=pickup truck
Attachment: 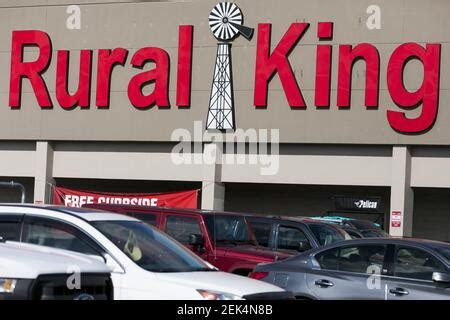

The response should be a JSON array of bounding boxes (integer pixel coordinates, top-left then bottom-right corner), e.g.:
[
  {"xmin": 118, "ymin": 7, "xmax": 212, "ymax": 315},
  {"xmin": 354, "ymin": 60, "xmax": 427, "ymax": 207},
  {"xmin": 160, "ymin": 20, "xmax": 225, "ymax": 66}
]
[
  {"xmin": 0, "ymin": 239, "xmax": 113, "ymax": 300},
  {"xmin": 84, "ymin": 204, "xmax": 291, "ymax": 276}
]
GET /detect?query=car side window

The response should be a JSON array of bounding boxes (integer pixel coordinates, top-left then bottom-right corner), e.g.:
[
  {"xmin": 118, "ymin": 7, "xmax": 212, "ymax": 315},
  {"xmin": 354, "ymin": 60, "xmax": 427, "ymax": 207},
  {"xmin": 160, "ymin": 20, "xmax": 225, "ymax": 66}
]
[
  {"xmin": 316, "ymin": 247, "xmax": 340, "ymax": 270},
  {"xmin": 128, "ymin": 212, "xmax": 157, "ymax": 226},
  {"xmin": 394, "ymin": 246, "xmax": 445, "ymax": 281},
  {"xmin": 249, "ymin": 221, "xmax": 272, "ymax": 247},
  {"xmin": 165, "ymin": 215, "xmax": 202, "ymax": 244},
  {"xmin": 316, "ymin": 245, "xmax": 386, "ymax": 274},
  {"xmin": 277, "ymin": 225, "xmax": 310, "ymax": 252},
  {"xmin": 338, "ymin": 245, "xmax": 386, "ymax": 274},
  {"xmin": 23, "ymin": 219, "xmax": 102, "ymax": 256},
  {"xmin": 0, "ymin": 221, "xmax": 21, "ymax": 241}
]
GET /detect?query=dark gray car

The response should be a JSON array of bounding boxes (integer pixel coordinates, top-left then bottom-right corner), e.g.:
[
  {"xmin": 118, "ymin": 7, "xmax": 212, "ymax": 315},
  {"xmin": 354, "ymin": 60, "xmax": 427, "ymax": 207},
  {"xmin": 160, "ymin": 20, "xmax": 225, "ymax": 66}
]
[
  {"xmin": 250, "ymin": 238, "xmax": 450, "ymax": 300},
  {"xmin": 246, "ymin": 215, "xmax": 352, "ymax": 254}
]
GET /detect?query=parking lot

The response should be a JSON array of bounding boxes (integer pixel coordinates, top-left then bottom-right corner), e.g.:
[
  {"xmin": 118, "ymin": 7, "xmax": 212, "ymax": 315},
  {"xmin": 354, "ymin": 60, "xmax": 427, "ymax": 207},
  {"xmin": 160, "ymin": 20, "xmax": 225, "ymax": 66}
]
[{"xmin": 0, "ymin": 0, "xmax": 449, "ymax": 302}]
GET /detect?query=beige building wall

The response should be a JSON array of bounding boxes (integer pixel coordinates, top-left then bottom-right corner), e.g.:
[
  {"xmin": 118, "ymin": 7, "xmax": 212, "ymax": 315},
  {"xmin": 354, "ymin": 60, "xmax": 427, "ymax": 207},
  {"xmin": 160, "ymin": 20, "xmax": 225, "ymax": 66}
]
[
  {"xmin": 0, "ymin": 0, "xmax": 449, "ymax": 241},
  {"xmin": 1, "ymin": 141, "xmax": 450, "ymax": 240}
]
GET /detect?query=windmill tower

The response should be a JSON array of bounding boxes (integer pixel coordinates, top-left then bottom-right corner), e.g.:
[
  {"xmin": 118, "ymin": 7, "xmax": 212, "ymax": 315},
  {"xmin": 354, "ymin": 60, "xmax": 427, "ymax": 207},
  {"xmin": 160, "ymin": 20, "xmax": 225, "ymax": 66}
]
[{"xmin": 206, "ymin": 2, "xmax": 254, "ymax": 131}]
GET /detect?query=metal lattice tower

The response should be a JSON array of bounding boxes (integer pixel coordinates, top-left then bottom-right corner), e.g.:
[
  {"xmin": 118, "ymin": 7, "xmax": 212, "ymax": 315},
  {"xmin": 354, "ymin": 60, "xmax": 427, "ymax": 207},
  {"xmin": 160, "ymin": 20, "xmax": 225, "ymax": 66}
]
[
  {"xmin": 206, "ymin": 43, "xmax": 234, "ymax": 131},
  {"xmin": 206, "ymin": 2, "xmax": 253, "ymax": 131}
]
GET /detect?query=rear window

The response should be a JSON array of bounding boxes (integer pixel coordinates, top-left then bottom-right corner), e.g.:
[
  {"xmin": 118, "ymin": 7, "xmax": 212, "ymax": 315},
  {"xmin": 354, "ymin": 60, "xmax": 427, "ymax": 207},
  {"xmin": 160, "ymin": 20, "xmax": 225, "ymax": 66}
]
[
  {"xmin": 204, "ymin": 215, "xmax": 250, "ymax": 242},
  {"xmin": 249, "ymin": 221, "xmax": 272, "ymax": 247},
  {"xmin": 127, "ymin": 212, "xmax": 157, "ymax": 226},
  {"xmin": 308, "ymin": 223, "xmax": 347, "ymax": 246}
]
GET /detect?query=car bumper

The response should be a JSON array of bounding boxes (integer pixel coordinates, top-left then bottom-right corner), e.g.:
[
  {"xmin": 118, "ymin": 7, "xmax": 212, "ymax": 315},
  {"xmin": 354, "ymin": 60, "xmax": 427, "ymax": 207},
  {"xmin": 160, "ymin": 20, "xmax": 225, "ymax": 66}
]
[{"xmin": 242, "ymin": 291, "xmax": 295, "ymax": 300}]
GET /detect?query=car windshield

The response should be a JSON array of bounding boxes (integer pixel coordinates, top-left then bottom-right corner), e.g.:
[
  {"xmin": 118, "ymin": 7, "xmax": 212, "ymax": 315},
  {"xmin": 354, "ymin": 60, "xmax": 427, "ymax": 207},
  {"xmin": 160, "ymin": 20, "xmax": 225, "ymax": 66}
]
[
  {"xmin": 204, "ymin": 215, "xmax": 252, "ymax": 243},
  {"xmin": 349, "ymin": 220, "xmax": 380, "ymax": 230},
  {"xmin": 92, "ymin": 220, "xmax": 214, "ymax": 273},
  {"xmin": 434, "ymin": 246, "xmax": 450, "ymax": 263},
  {"xmin": 308, "ymin": 223, "xmax": 349, "ymax": 246},
  {"xmin": 361, "ymin": 229, "xmax": 390, "ymax": 238}
]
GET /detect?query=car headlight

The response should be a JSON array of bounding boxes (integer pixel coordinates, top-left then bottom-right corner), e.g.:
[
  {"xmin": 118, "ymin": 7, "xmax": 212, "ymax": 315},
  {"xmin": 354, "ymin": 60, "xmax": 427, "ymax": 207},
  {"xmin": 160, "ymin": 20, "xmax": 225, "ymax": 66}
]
[
  {"xmin": 0, "ymin": 279, "xmax": 17, "ymax": 294},
  {"xmin": 197, "ymin": 289, "xmax": 243, "ymax": 300}
]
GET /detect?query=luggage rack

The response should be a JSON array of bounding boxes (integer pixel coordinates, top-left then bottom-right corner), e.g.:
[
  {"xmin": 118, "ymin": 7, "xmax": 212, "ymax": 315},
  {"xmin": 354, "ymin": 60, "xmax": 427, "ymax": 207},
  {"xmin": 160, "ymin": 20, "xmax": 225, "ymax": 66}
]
[
  {"xmin": 323, "ymin": 210, "xmax": 385, "ymax": 228},
  {"xmin": 0, "ymin": 181, "xmax": 26, "ymax": 203}
]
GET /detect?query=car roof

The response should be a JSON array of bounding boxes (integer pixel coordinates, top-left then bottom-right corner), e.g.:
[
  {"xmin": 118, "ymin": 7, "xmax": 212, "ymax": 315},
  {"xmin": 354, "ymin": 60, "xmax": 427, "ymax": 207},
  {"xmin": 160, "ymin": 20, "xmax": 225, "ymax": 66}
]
[
  {"xmin": 312, "ymin": 237, "xmax": 450, "ymax": 252},
  {"xmin": 0, "ymin": 204, "xmax": 139, "ymax": 222},
  {"xmin": 245, "ymin": 214, "xmax": 338, "ymax": 225},
  {"xmin": 85, "ymin": 203, "xmax": 249, "ymax": 217}
]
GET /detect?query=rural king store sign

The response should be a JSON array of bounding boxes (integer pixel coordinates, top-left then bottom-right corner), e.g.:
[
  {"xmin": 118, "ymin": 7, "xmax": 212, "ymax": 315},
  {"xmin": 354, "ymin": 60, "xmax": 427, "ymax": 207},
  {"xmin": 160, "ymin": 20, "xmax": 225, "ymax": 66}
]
[{"xmin": 1, "ymin": 1, "xmax": 444, "ymax": 140}]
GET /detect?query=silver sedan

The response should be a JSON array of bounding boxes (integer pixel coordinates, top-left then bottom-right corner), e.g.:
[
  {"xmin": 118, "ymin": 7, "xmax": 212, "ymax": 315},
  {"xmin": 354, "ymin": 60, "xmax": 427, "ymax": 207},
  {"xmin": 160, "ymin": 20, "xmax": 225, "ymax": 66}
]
[{"xmin": 250, "ymin": 238, "xmax": 450, "ymax": 300}]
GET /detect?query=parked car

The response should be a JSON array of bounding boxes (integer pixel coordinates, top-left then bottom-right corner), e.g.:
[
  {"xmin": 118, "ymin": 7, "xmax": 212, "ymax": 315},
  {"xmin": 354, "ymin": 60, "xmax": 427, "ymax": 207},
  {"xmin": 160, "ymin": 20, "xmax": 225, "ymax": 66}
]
[
  {"xmin": 84, "ymin": 204, "xmax": 292, "ymax": 275},
  {"xmin": 312, "ymin": 216, "xmax": 390, "ymax": 238},
  {"xmin": 244, "ymin": 215, "xmax": 352, "ymax": 254},
  {"xmin": 250, "ymin": 238, "xmax": 450, "ymax": 300},
  {"xmin": 0, "ymin": 204, "xmax": 292, "ymax": 300},
  {"xmin": 0, "ymin": 239, "xmax": 113, "ymax": 300}
]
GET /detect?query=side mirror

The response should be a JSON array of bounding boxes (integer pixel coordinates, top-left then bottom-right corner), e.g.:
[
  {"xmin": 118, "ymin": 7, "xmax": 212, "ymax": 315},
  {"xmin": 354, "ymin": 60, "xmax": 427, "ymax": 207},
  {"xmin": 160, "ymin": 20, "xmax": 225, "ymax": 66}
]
[
  {"xmin": 432, "ymin": 272, "xmax": 450, "ymax": 284},
  {"xmin": 189, "ymin": 234, "xmax": 204, "ymax": 247},
  {"xmin": 298, "ymin": 240, "xmax": 312, "ymax": 252},
  {"xmin": 104, "ymin": 253, "xmax": 125, "ymax": 274}
]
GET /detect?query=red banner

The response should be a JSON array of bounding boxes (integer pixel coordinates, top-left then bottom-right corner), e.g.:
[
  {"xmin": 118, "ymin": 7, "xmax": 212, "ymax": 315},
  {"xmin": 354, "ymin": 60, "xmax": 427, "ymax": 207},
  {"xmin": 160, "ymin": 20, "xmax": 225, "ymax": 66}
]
[{"xmin": 53, "ymin": 186, "xmax": 198, "ymax": 209}]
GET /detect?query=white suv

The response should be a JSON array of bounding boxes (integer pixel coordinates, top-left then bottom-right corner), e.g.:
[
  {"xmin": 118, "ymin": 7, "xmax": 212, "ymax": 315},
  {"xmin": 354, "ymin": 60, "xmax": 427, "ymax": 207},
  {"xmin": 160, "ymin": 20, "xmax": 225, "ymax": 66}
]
[
  {"xmin": 0, "ymin": 204, "xmax": 291, "ymax": 300},
  {"xmin": 0, "ymin": 240, "xmax": 113, "ymax": 300}
]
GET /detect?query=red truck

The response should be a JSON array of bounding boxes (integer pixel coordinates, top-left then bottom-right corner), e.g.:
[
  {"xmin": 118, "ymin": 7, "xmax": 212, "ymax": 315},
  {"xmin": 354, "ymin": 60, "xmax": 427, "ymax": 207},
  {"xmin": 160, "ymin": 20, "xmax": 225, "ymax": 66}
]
[{"xmin": 84, "ymin": 204, "xmax": 291, "ymax": 275}]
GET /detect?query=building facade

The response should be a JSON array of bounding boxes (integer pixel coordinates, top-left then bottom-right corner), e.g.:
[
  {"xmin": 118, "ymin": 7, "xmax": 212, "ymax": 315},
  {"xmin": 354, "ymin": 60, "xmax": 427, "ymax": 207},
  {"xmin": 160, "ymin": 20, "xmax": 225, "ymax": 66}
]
[{"xmin": 0, "ymin": 0, "xmax": 449, "ymax": 241}]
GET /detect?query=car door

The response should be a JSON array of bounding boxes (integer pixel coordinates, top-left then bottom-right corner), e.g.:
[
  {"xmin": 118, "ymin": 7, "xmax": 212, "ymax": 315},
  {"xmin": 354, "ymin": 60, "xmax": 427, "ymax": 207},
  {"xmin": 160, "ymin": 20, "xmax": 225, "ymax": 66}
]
[
  {"xmin": 20, "ymin": 216, "xmax": 127, "ymax": 298},
  {"xmin": 0, "ymin": 214, "xmax": 24, "ymax": 241},
  {"xmin": 306, "ymin": 244, "xmax": 388, "ymax": 299},
  {"xmin": 21, "ymin": 216, "xmax": 106, "ymax": 256},
  {"xmin": 385, "ymin": 245, "xmax": 450, "ymax": 300}
]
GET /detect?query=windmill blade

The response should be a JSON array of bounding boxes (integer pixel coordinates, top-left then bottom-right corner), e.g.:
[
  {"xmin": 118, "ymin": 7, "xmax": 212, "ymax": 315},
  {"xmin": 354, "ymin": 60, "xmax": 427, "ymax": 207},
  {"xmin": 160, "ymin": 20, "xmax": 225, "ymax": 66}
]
[{"xmin": 230, "ymin": 22, "xmax": 254, "ymax": 40}]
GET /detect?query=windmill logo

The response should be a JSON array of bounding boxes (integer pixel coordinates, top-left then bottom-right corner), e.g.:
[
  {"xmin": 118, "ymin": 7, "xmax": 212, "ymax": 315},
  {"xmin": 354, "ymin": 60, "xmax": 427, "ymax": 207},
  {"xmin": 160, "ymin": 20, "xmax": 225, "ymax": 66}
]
[{"xmin": 206, "ymin": 2, "xmax": 254, "ymax": 131}]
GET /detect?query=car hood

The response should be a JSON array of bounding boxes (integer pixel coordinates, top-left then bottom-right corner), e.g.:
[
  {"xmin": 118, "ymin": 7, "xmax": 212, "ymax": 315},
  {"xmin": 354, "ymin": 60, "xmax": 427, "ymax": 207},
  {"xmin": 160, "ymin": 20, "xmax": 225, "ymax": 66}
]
[
  {"xmin": 0, "ymin": 241, "xmax": 111, "ymax": 279},
  {"xmin": 155, "ymin": 270, "xmax": 285, "ymax": 297},
  {"xmin": 222, "ymin": 245, "xmax": 292, "ymax": 261}
]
